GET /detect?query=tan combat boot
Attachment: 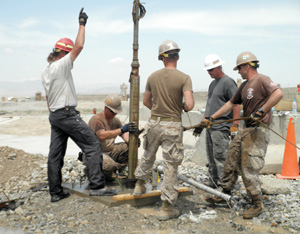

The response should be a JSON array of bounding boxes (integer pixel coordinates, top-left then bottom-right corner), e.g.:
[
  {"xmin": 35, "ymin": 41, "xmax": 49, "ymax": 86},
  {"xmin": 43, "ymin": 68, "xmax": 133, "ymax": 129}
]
[
  {"xmin": 133, "ymin": 179, "xmax": 146, "ymax": 196},
  {"xmin": 158, "ymin": 201, "xmax": 180, "ymax": 221},
  {"xmin": 243, "ymin": 194, "xmax": 264, "ymax": 219}
]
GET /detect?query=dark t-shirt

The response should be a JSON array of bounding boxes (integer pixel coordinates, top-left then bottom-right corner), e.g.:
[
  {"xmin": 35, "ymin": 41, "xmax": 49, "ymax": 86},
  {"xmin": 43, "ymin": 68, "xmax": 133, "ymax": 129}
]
[
  {"xmin": 205, "ymin": 75, "xmax": 237, "ymax": 131},
  {"xmin": 230, "ymin": 74, "xmax": 279, "ymax": 126}
]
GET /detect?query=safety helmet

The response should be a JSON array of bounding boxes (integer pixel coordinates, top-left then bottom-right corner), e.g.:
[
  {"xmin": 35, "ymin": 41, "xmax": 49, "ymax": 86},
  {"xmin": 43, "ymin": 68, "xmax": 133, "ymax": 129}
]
[
  {"xmin": 233, "ymin": 51, "xmax": 259, "ymax": 71},
  {"xmin": 54, "ymin": 38, "xmax": 74, "ymax": 53},
  {"xmin": 158, "ymin": 40, "xmax": 180, "ymax": 60},
  {"xmin": 104, "ymin": 94, "xmax": 122, "ymax": 113},
  {"xmin": 203, "ymin": 54, "xmax": 225, "ymax": 71}
]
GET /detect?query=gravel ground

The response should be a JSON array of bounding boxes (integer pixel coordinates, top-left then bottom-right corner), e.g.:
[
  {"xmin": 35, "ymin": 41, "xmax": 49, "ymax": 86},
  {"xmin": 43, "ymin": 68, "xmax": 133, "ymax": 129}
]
[{"xmin": 1, "ymin": 146, "xmax": 299, "ymax": 234}]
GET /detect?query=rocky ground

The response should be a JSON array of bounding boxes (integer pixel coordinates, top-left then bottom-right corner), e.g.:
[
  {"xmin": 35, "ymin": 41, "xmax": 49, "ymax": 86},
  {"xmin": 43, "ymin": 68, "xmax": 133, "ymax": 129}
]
[
  {"xmin": 0, "ymin": 99, "xmax": 300, "ymax": 234},
  {"xmin": 0, "ymin": 146, "xmax": 299, "ymax": 234}
]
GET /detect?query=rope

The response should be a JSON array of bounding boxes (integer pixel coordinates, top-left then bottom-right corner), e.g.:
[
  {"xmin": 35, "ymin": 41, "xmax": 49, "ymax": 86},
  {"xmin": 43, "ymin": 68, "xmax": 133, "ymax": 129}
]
[
  {"xmin": 192, "ymin": 116, "xmax": 299, "ymax": 226},
  {"xmin": 257, "ymin": 120, "xmax": 300, "ymax": 150},
  {"xmin": 184, "ymin": 116, "xmax": 300, "ymax": 150}
]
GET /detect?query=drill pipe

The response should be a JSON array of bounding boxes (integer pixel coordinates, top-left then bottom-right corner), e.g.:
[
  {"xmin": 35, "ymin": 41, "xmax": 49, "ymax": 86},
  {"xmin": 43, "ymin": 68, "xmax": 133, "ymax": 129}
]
[
  {"xmin": 128, "ymin": 1, "xmax": 146, "ymax": 179},
  {"xmin": 156, "ymin": 165, "xmax": 231, "ymax": 202}
]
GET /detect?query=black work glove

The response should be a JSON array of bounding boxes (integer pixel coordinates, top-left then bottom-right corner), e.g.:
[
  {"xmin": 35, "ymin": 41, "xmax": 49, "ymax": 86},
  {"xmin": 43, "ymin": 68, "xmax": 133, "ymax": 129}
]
[
  {"xmin": 121, "ymin": 122, "xmax": 136, "ymax": 134},
  {"xmin": 193, "ymin": 125, "xmax": 205, "ymax": 137},
  {"xmin": 182, "ymin": 102, "xmax": 187, "ymax": 112},
  {"xmin": 250, "ymin": 107, "xmax": 264, "ymax": 121},
  {"xmin": 79, "ymin": 8, "xmax": 88, "ymax": 26},
  {"xmin": 78, "ymin": 152, "xmax": 83, "ymax": 162}
]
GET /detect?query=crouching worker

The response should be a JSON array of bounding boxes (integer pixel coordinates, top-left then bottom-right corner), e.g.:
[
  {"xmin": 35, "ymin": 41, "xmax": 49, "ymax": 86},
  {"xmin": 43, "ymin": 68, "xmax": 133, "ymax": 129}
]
[
  {"xmin": 78, "ymin": 152, "xmax": 126, "ymax": 182},
  {"xmin": 87, "ymin": 94, "xmax": 138, "ymax": 180},
  {"xmin": 41, "ymin": 8, "xmax": 117, "ymax": 200}
]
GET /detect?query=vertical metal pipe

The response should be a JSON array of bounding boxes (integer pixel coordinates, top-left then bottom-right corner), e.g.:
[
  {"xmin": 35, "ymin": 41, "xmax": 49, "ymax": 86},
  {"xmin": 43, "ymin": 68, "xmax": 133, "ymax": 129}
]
[{"xmin": 128, "ymin": 0, "xmax": 141, "ymax": 179}]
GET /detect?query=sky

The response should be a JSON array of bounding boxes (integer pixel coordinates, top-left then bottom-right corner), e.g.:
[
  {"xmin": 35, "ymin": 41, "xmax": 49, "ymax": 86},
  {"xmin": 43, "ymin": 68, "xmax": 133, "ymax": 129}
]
[{"xmin": 0, "ymin": 0, "xmax": 300, "ymax": 96}]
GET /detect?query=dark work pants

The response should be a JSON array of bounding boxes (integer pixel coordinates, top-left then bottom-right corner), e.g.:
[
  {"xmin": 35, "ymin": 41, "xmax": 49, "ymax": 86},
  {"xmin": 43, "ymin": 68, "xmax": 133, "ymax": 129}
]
[
  {"xmin": 206, "ymin": 129, "xmax": 230, "ymax": 184},
  {"xmin": 48, "ymin": 108, "xmax": 105, "ymax": 195}
]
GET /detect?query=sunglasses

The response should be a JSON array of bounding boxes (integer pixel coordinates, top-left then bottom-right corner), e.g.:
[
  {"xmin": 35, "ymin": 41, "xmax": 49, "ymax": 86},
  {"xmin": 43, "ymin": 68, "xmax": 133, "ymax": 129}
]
[
  {"xmin": 237, "ymin": 64, "xmax": 247, "ymax": 71},
  {"xmin": 207, "ymin": 68, "xmax": 215, "ymax": 72},
  {"xmin": 108, "ymin": 108, "xmax": 116, "ymax": 114}
]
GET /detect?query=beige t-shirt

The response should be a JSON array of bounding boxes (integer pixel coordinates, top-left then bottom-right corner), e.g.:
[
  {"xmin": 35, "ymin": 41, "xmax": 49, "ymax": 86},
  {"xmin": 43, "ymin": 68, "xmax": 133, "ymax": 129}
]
[
  {"xmin": 88, "ymin": 112, "xmax": 122, "ymax": 152},
  {"xmin": 145, "ymin": 68, "xmax": 193, "ymax": 117}
]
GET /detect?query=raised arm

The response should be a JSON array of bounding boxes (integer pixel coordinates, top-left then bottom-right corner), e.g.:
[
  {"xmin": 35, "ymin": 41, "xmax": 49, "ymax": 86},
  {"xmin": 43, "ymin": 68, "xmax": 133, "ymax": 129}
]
[{"xmin": 70, "ymin": 8, "xmax": 88, "ymax": 63}]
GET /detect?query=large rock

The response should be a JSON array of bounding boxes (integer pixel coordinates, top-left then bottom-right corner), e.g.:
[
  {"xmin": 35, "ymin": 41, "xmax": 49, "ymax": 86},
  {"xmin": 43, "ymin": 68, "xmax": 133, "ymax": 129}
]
[{"xmin": 261, "ymin": 176, "xmax": 291, "ymax": 195}]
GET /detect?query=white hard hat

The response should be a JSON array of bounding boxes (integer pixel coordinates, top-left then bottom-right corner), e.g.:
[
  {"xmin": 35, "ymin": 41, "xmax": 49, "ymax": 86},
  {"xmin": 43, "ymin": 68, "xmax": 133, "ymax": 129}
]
[{"xmin": 203, "ymin": 54, "xmax": 225, "ymax": 71}]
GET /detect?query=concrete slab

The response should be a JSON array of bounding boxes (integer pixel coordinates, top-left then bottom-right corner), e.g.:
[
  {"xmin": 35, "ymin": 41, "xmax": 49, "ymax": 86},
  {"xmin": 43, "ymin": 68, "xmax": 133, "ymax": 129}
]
[{"xmin": 62, "ymin": 181, "xmax": 192, "ymax": 207}]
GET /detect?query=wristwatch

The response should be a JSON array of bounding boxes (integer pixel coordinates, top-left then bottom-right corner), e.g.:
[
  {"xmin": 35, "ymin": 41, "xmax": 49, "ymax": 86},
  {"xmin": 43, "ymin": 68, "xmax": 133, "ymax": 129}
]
[{"xmin": 257, "ymin": 107, "xmax": 264, "ymax": 115}]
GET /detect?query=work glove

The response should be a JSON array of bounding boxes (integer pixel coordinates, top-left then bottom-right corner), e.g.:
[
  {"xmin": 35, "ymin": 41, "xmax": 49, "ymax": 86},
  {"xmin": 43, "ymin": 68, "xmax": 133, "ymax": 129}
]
[
  {"xmin": 78, "ymin": 152, "xmax": 83, "ymax": 162},
  {"xmin": 201, "ymin": 117, "xmax": 214, "ymax": 128},
  {"xmin": 193, "ymin": 124, "xmax": 205, "ymax": 137},
  {"xmin": 230, "ymin": 124, "xmax": 239, "ymax": 140},
  {"xmin": 250, "ymin": 107, "xmax": 264, "ymax": 121},
  {"xmin": 79, "ymin": 8, "xmax": 88, "ymax": 26},
  {"xmin": 121, "ymin": 122, "xmax": 136, "ymax": 134},
  {"xmin": 182, "ymin": 102, "xmax": 187, "ymax": 112}
]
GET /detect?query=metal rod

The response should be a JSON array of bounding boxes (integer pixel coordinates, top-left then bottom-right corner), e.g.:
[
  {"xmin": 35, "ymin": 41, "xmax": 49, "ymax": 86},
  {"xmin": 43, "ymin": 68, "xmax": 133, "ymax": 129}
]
[
  {"xmin": 183, "ymin": 117, "xmax": 250, "ymax": 131},
  {"xmin": 128, "ymin": 0, "xmax": 145, "ymax": 179},
  {"xmin": 156, "ymin": 165, "xmax": 232, "ymax": 202}
]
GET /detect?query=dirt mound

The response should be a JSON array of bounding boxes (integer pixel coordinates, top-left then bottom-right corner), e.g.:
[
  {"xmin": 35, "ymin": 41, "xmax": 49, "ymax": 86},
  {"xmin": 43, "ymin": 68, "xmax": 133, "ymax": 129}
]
[{"xmin": 0, "ymin": 146, "xmax": 45, "ymax": 184}]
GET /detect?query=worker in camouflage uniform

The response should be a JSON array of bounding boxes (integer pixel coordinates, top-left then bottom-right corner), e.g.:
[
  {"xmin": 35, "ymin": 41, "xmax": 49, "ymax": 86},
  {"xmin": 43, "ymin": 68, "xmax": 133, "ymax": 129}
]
[
  {"xmin": 133, "ymin": 40, "xmax": 194, "ymax": 221},
  {"xmin": 205, "ymin": 52, "xmax": 283, "ymax": 219}
]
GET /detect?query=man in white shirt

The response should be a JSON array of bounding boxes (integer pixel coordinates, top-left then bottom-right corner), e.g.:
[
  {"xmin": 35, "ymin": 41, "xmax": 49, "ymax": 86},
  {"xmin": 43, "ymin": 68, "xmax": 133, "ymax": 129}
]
[{"xmin": 41, "ymin": 8, "xmax": 117, "ymax": 202}]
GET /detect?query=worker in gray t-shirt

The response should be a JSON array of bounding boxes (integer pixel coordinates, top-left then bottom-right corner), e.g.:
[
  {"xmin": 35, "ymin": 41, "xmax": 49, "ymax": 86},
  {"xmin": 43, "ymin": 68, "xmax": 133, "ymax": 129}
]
[{"xmin": 194, "ymin": 54, "xmax": 240, "ymax": 188}]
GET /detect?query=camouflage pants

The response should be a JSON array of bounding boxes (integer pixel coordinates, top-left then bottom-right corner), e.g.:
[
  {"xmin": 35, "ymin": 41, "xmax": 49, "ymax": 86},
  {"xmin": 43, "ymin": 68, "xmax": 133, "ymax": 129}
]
[
  {"xmin": 206, "ymin": 129, "xmax": 230, "ymax": 184},
  {"xmin": 134, "ymin": 119, "xmax": 184, "ymax": 205},
  {"xmin": 221, "ymin": 126, "xmax": 270, "ymax": 197},
  {"xmin": 106, "ymin": 142, "xmax": 129, "ymax": 164}
]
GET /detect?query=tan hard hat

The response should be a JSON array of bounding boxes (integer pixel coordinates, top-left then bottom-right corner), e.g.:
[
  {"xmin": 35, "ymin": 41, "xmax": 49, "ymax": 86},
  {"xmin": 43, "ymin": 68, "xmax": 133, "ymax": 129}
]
[
  {"xmin": 158, "ymin": 40, "xmax": 180, "ymax": 60},
  {"xmin": 104, "ymin": 94, "xmax": 122, "ymax": 113},
  {"xmin": 233, "ymin": 51, "xmax": 259, "ymax": 71},
  {"xmin": 203, "ymin": 54, "xmax": 225, "ymax": 71}
]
